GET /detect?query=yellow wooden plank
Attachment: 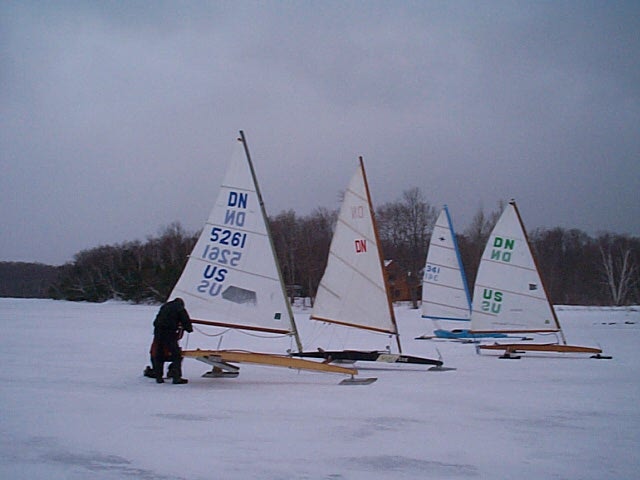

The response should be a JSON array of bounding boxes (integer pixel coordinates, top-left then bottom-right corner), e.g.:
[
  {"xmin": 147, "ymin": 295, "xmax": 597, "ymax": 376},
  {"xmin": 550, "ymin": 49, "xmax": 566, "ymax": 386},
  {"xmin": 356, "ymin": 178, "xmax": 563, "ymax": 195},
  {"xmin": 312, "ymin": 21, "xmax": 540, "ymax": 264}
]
[{"xmin": 183, "ymin": 349, "xmax": 358, "ymax": 375}]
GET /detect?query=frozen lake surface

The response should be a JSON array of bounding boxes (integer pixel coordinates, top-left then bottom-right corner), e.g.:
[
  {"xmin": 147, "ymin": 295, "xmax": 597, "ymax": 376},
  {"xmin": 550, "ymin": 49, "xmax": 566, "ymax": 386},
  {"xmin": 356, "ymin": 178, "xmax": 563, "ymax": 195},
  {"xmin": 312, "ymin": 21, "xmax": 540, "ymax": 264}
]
[{"xmin": 0, "ymin": 298, "xmax": 638, "ymax": 479}]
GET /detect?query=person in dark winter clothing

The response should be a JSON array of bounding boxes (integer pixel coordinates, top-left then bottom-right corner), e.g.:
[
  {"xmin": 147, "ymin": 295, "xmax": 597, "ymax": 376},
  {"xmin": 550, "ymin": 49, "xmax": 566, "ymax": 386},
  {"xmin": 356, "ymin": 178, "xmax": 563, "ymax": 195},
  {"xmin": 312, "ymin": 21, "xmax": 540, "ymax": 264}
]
[{"xmin": 150, "ymin": 297, "xmax": 193, "ymax": 384}]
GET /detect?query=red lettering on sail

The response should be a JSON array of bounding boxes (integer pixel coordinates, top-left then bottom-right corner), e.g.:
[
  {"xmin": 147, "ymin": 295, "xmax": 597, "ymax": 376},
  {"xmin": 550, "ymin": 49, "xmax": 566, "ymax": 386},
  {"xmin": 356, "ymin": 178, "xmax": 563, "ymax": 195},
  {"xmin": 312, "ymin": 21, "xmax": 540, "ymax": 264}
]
[{"xmin": 355, "ymin": 239, "xmax": 367, "ymax": 253}]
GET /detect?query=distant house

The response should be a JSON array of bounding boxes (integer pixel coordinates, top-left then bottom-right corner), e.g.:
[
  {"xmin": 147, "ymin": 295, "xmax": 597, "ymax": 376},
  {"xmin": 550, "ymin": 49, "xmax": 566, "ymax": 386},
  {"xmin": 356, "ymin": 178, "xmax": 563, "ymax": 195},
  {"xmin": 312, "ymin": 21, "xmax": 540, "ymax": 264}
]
[{"xmin": 384, "ymin": 260, "xmax": 415, "ymax": 302}]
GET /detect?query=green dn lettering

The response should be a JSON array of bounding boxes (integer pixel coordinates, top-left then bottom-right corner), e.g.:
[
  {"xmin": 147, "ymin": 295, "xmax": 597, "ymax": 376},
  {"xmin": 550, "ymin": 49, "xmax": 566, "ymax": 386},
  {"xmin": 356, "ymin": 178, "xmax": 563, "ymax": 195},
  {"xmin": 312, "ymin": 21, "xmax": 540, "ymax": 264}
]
[
  {"xmin": 481, "ymin": 288, "xmax": 503, "ymax": 314},
  {"xmin": 490, "ymin": 236, "xmax": 515, "ymax": 263}
]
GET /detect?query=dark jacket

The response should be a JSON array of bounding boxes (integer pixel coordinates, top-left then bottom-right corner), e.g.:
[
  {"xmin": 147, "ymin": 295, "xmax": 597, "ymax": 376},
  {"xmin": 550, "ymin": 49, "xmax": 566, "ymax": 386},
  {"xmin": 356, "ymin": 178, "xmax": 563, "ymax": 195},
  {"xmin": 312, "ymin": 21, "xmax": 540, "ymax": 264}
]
[{"xmin": 153, "ymin": 298, "xmax": 193, "ymax": 335}]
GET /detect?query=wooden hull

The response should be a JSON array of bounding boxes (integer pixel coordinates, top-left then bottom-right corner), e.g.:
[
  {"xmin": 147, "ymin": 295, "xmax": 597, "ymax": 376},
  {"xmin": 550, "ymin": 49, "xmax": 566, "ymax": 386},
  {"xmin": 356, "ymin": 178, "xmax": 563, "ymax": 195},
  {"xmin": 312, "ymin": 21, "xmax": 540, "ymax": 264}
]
[
  {"xmin": 183, "ymin": 349, "xmax": 358, "ymax": 375},
  {"xmin": 479, "ymin": 343, "xmax": 602, "ymax": 354}
]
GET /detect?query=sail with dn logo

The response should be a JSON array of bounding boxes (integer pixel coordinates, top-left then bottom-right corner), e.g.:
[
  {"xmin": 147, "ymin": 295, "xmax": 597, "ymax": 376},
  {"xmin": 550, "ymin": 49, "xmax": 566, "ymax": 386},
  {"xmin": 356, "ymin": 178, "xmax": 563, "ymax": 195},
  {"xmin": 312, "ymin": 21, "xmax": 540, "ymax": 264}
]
[
  {"xmin": 167, "ymin": 131, "xmax": 366, "ymax": 382},
  {"xmin": 309, "ymin": 158, "xmax": 393, "ymax": 335},
  {"xmin": 293, "ymin": 157, "xmax": 444, "ymax": 369},
  {"xmin": 471, "ymin": 201, "xmax": 558, "ymax": 334},
  {"xmin": 491, "ymin": 236, "xmax": 516, "ymax": 262},
  {"xmin": 470, "ymin": 200, "xmax": 608, "ymax": 359}
]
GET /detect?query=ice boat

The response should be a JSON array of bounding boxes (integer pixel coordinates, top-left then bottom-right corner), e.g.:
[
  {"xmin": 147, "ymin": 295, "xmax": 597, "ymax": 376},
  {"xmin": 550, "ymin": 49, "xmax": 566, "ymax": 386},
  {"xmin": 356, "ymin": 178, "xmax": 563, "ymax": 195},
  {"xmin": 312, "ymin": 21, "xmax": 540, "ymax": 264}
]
[
  {"xmin": 169, "ymin": 132, "xmax": 376, "ymax": 383},
  {"xmin": 471, "ymin": 200, "xmax": 609, "ymax": 359}
]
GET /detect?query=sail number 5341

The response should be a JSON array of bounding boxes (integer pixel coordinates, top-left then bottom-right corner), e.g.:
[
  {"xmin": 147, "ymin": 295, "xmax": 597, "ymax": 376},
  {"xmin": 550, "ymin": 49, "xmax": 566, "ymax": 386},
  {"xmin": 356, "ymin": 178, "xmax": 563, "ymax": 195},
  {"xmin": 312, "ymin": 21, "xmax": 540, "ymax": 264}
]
[{"xmin": 210, "ymin": 227, "xmax": 247, "ymax": 248}]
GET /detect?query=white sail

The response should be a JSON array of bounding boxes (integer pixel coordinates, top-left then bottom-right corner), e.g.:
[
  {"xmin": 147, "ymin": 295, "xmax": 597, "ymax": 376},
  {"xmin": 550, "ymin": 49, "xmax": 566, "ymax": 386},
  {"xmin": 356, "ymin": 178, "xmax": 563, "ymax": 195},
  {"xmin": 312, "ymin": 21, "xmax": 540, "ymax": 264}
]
[
  {"xmin": 169, "ymin": 134, "xmax": 295, "ymax": 337},
  {"xmin": 311, "ymin": 159, "xmax": 397, "ymax": 335},
  {"xmin": 471, "ymin": 201, "xmax": 561, "ymax": 334},
  {"xmin": 421, "ymin": 206, "xmax": 472, "ymax": 322}
]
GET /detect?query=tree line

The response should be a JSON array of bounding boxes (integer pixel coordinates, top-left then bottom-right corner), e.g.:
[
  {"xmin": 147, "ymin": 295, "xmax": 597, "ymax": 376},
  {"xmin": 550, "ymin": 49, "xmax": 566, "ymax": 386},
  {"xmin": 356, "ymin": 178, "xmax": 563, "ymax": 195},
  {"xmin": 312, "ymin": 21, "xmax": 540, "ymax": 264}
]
[
  {"xmin": 272, "ymin": 190, "xmax": 639, "ymax": 307},
  {"xmin": 49, "ymin": 222, "xmax": 196, "ymax": 303},
  {"xmin": 2, "ymin": 190, "xmax": 638, "ymax": 306},
  {"xmin": 0, "ymin": 262, "xmax": 59, "ymax": 298}
]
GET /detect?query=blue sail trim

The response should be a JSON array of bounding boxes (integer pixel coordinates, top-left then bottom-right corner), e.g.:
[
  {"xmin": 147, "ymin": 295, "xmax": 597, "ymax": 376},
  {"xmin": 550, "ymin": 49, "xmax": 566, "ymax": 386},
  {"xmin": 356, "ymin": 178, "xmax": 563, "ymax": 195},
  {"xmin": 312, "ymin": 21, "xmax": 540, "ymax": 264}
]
[{"xmin": 443, "ymin": 205, "xmax": 473, "ymax": 313}]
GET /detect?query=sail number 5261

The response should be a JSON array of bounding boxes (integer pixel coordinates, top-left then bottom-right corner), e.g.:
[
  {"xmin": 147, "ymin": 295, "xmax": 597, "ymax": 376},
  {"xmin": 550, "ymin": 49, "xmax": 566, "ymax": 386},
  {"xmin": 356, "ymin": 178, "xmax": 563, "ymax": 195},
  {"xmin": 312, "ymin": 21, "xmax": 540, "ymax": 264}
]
[
  {"xmin": 202, "ymin": 245, "xmax": 241, "ymax": 266},
  {"xmin": 210, "ymin": 227, "xmax": 248, "ymax": 248}
]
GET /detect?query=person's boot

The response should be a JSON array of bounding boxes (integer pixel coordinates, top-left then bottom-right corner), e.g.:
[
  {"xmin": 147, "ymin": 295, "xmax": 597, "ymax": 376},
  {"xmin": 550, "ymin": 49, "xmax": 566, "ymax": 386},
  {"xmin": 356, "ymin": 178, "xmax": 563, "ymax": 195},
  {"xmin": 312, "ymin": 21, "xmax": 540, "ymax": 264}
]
[
  {"xmin": 152, "ymin": 358, "xmax": 164, "ymax": 383},
  {"xmin": 171, "ymin": 367, "xmax": 188, "ymax": 384},
  {"xmin": 170, "ymin": 357, "xmax": 187, "ymax": 384}
]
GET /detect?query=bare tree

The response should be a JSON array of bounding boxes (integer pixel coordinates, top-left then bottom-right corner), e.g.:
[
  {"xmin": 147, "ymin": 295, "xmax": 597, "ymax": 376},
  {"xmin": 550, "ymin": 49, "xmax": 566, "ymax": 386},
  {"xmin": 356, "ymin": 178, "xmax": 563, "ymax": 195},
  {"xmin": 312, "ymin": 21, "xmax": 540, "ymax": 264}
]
[
  {"xmin": 270, "ymin": 210, "xmax": 299, "ymax": 300},
  {"xmin": 460, "ymin": 201, "xmax": 504, "ymax": 290},
  {"xmin": 377, "ymin": 187, "xmax": 436, "ymax": 308},
  {"xmin": 298, "ymin": 208, "xmax": 337, "ymax": 306},
  {"xmin": 598, "ymin": 234, "xmax": 639, "ymax": 306}
]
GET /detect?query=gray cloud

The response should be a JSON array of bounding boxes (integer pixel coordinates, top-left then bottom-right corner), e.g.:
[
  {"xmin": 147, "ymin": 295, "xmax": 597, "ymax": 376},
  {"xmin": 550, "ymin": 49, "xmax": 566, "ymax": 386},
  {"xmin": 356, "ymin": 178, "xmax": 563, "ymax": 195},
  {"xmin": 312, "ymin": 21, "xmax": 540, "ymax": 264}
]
[{"xmin": 1, "ymin": 1, "xmax": 638, "ymax": 265}]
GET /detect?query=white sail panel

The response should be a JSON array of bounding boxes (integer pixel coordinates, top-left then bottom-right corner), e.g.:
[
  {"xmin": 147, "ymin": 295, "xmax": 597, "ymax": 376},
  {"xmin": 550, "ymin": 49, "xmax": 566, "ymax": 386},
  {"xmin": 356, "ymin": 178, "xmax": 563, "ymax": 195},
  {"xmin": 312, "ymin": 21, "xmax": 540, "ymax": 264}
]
[
  {"xmin": 421, "ymin": 207, "xmax": 471, "ymax": 321},
  {"xmin": 471, "ymin": 202, "xmax": 558, "ymax": 333},
  {"xmin": 311, "ymin": 163, "xmax": 396, "ymax": 334},
  {"xmin": 169, "ymin": 141, "xmax": 292, "ymax": 334}
]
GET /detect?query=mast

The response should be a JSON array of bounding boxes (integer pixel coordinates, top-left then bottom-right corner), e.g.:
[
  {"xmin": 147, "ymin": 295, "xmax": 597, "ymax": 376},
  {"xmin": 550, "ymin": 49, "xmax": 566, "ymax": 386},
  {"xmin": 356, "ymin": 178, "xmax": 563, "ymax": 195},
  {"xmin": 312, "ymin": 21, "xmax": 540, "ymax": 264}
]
[
  {"xmin": 510, "ymin": 200, "xmax": 566, "ymax": 345},
  {"xmin": 238, "ymin": 130, "xmax": 303, "ymax": 352},
  {"xmin": 359, "ymin": 156, "xmax": 402, "ymax": 353}
]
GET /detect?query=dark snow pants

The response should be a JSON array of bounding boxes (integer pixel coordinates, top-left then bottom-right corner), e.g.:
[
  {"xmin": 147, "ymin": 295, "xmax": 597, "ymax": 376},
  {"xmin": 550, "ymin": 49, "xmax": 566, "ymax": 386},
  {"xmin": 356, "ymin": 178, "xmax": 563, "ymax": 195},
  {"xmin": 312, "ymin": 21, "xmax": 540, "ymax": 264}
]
[{"xmin": 151, "ymin": 331, "xmax": 182, "ymax": 380}]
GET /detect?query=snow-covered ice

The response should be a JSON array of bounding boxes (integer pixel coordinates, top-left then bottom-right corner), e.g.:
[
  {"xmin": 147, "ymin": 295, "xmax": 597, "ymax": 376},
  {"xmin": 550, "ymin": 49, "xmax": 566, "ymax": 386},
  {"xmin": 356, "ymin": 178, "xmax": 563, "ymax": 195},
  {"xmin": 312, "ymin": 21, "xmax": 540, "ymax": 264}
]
[{"xmin": 0, "ymin": 298, "xmax": 638, "ymax": 479}]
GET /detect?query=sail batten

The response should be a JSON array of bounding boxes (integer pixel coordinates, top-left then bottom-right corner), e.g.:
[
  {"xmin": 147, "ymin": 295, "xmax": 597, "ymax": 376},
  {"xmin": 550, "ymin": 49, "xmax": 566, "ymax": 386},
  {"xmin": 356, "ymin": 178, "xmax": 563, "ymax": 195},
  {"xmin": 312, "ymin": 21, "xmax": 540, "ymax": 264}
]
[
  {"xmin": 187, "ymin": 256, "xmax": 282, "ymax": 283},
  {"xmin": 200, "ymin": 222, "xmax": 267, "ymax": 237},
  {"xmin": 480, "ymin": 259, "xmax": 539, "ymax": 273},
  {"xmin": 322, "ymin": 251, "xmax": 388, "ymax": 294},
  {"xmin": 474, "ymin": 283, "xmax": 551, "ymax": 302},
  {"xmin": 219, "ymin": 184, "xmax": 253, "ymax": 193}
]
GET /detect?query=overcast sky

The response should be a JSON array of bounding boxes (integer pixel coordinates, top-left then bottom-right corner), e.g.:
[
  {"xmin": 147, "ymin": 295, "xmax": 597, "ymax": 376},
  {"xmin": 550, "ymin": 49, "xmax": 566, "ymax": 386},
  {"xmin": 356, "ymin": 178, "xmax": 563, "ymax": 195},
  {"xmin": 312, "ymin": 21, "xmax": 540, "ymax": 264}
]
[{"xmin": 2, "ymin": 1, "xmax": 639, "ymax": 265}]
